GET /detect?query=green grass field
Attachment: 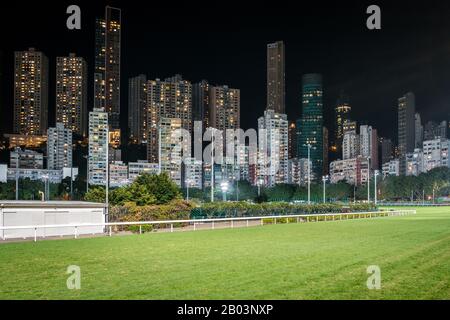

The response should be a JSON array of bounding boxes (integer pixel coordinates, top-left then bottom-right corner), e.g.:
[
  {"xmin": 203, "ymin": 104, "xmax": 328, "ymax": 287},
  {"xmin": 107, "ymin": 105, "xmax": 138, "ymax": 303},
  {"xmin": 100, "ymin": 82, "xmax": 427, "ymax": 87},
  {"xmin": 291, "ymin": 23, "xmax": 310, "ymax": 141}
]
[{"xmin": 0, "ymin": 206, "xmax": 449, "ymax": 300}]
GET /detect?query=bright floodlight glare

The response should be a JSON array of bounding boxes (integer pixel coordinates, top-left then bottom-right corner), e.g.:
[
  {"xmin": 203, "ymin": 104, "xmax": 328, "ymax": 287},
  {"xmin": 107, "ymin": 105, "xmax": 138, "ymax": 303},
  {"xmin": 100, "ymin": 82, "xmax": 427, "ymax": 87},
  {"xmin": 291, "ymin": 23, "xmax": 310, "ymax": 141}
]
[{"xmin": 220, "ymin": 181, "xmax": 229, "ymax": 192}]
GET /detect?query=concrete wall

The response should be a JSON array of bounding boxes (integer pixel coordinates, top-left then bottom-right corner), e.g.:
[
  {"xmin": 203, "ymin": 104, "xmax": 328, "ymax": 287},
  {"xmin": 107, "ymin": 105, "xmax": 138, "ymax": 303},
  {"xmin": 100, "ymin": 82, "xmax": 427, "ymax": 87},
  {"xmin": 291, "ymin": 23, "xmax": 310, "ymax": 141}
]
[{"xmin": 0, "ymin": 203, "xmax": 105, "ymax": 240}]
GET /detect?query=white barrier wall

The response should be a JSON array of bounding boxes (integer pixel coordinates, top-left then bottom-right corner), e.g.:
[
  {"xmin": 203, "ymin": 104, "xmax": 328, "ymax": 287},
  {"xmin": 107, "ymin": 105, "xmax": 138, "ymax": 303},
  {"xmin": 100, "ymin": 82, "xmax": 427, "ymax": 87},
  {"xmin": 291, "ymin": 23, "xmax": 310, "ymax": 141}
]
[{"xmin": 0, "ymin": 201, "xmax": 106, "ymax": 240}]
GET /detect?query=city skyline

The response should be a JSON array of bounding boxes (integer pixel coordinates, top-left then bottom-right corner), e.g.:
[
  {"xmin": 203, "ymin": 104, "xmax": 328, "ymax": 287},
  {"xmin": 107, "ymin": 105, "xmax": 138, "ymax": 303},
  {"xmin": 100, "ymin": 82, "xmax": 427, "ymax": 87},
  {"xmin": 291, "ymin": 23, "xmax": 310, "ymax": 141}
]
[{"xmin": 1, "ymin": 2, "xmax": 450, "ymax": 142}]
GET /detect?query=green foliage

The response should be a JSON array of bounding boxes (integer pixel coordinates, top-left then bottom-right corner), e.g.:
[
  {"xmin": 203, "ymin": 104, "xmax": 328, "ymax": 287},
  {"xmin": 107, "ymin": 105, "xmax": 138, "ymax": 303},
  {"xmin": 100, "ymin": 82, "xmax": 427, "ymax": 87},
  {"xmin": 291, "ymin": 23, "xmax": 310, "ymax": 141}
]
[
  {"xmin": 84, "ymin": 173, "xmax": 181, "ymax": 206},
  {"xmin": 191, "ymin": 201, "xmax": 375, "ymax": 219}
]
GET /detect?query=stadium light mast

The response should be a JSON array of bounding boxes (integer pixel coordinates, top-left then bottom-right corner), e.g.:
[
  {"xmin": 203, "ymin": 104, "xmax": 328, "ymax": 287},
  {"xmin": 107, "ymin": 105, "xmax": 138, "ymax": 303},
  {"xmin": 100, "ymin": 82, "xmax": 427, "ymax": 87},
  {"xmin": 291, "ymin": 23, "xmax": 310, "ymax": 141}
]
[
  {"xmin": 374, "ymin": 170, "xmax": 379, "ymax": 205},
  {"xmin": 307, "ymin": 143, "xmax": 311, "ymax": 204},
  {"xmin": 322, "ymin": 175, "xmax": 329, "ymax": 203},
  {"xmin": 210, "ymin": 129, "xmax": 215, "ymax": 203},
  {"xmin": 367, "ymin": 156, "xmax": 371, "ymax": 203}
]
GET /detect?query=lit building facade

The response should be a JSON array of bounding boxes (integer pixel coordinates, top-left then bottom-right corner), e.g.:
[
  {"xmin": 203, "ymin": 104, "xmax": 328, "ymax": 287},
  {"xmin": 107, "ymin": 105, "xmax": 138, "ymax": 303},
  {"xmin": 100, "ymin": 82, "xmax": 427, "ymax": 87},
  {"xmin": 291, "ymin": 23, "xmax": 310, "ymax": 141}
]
[
  {"xmin": 128, "ymin": 74, "xmax": 147, "ymax": 144},
  {"xmin": 94, "ymin": 6, "xmax": 121, "ymax": 130},
  {"xmin": 297, "ymin": 73, "xmax": 323, "ymax": 179},
  {"xmin": 56, "ymin": 53, "xmax": 87, "ymax": 136},
  {"xmin": 423, "ymin": 138, "xmax": 450, "ymax": 172},
  {"xmin": 88, "ymin": 108, "xmax": 108, "ymax": 186},
  {"xmin": 258, "ymin": 110, "xmax": 288, "ymax": 186},
  {"xmin": 266, "ymin": 41, "xmax": 285, "ymax": 114},
  {"xmin": 10, "ymin": 148, "xmax": 44, "ymax": 169},
  {"xmin": 147, "ymin": 75, "xmax": 192, "ymax": 163},
  {"xmin": 382, "ymin": 159, "xmax": 400, "ymax": 178},
  {"xmin": 47, "ymin": 123, "xmax": 72, "ymax": 170},
  {"xmin": 329, "ymin": 156, "xmax": 369, "ymax": 186},
  {"xmin": 398, "ymin": 92, "xmax": 416, "ymax": 174},
  {"xmin": 14, "ymin": 48, "xmax": 49, "ymax": 135},
  {"xmin": 128, "ymin": 161, "xmax": 159, "ymax": 181}
]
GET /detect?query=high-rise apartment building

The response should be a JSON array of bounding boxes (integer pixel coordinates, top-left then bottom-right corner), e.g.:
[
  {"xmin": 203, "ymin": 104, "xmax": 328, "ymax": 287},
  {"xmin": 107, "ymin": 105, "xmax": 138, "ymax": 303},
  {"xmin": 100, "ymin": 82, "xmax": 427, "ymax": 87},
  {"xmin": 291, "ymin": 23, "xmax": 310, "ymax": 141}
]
[
  {"xmin": 14, "ymin": 48, "xmax": 49, "ymax": 135},
  {"xmin": 128, "ymin": 74, "xmax": 147, "ymax": 144},
  {"xmin": 297, "ymin": 73, "xmax": 323, "ymax": 179},
  {"xmin": 342, "ymin": 130, "xmax": 359, "ymax": 160},
  {"xmin": 88, "ymin": 108, "xmax": 109, "ymax": 185},
  {"xmin": 414, "ymin": 113, "xmax": 423, "ymax": 149},
  {"xmin": 192, "ymin": 80, "xmax": 210, "ymax": 130},
  {"xmin": 423, "ymin": 138, "xmax": 450, "ymax": 172},
  {"xmin": 159, "ymin": 117, "xmax": 184, "ymax": 186},
  {"xmin": 94, "ymin": 6, "xmax": 121, "ymax": 130},
  {"xmin": 146, "ymin": 75, "xmax": 192, "ymax": 162},
  {"xmin": 359, "ymin": 125, "xmax": 378, "ymax": 169},
  {"xmin": 398, "ymin": 92, "xmax": 415, "ymax": 173},
  {"xmin": 209, "ymin": 85, "xmax": 240, "ymax": 132},
  {"xmin": 56, "ymin": 53, "xmax": 87, "ymax": 136},
  {"xmin": 424, "ymin": 120, "xmax": 448, "ymax": 140},
  {"xmin": 258, "ymin": 110, "xmax": 288, "ymax": 186},
  {"xmin": 266, "ymin": 41, "xmax": 285, "ymax": 114},
  {"xmin": 47, "ymin": 123, "xmax": 72, "ymax": 170},
  {"xmin": 380, "ymin": 138, "xmax": 393, "ymax": 165},
  {"xmin": 334, "ymin": 92, "xmax": 351, "ymax": 147}
]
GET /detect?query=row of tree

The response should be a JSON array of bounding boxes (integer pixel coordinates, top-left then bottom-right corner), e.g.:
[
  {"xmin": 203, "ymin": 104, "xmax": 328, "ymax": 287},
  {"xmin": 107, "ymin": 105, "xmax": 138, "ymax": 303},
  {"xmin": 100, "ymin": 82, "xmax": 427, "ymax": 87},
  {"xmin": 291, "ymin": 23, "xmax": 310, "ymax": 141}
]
[{"xmin": 0, "ymin": 167, "xmax": 449, "ymax": 203}]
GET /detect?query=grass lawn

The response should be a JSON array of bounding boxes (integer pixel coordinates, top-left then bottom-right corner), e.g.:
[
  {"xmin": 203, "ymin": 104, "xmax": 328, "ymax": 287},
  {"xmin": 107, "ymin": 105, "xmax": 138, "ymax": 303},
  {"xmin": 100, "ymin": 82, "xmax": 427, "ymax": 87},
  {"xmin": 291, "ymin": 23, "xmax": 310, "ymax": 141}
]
[{"xmin": 0, "ymin": 206, "xmax": 449, "ymax": 300}]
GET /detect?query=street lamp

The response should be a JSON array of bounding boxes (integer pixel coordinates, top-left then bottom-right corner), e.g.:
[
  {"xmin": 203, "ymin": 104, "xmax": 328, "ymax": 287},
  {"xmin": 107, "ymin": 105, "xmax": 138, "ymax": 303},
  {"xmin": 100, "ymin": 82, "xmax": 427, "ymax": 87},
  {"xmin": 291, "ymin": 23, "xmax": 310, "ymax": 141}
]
[
  {"xmin": 367, "ymin": 156, "xmax": 371, "ymax": 203},
  {"xmin": 307, "ymin": 143, "xmax": 311, "ymax": 205},
  {"xmin": 374, "ymin": 170, "xmax": 379, "ymax": 205},
  {"xmin": 220, "ymin": 181, "xmax": 229, "ymax": 202},
  {"xmin": 257, "ymin": 178, "xmax": 264, "ymax": 197},
  {"xmin": 322, "ymin": 175, "xmax": 329, "ymax": 203},
  {"xmin": 42, "ymin": 173, "xmax": 49, "ymax": 201},
  {"xmin": 186, "ymin": 179, "xmax": 191, "ymax": 201}
]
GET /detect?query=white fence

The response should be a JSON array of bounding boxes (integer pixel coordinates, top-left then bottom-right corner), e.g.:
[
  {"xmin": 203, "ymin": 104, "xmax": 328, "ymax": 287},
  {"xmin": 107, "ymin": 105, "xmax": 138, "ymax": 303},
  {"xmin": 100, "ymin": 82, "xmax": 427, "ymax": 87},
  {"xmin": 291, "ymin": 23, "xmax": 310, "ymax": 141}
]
[{"xmin": 0, "ymin": 209, "xmax": 416, "ymax": 242}]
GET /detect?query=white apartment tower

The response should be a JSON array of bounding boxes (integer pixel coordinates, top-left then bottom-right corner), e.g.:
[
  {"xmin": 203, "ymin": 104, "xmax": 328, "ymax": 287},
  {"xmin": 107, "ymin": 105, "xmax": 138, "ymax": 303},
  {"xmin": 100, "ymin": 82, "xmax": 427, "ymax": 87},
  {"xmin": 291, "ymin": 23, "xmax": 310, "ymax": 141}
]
[
  {"xmin": 47, "ymin": 123, "xmax": 73, "ymax": 170},
  {"xmin": 88, "ymin": 108, "xmax": 109, "ymax": 185}
]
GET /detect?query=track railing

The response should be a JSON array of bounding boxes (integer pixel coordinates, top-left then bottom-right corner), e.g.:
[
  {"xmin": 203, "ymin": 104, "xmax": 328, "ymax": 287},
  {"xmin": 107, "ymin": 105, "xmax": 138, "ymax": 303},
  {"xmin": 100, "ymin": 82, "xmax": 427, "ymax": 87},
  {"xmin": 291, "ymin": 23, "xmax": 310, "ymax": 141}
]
[{"xmin": 0, "ymin": 209, "xmax": 416, "ymax": 242}]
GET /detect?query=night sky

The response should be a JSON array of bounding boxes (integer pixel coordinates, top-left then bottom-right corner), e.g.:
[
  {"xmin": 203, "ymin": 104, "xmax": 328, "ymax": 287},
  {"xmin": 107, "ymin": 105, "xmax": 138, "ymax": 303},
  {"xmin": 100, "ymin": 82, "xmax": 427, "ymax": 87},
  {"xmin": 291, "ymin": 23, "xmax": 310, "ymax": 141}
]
[{"xmin": 1, "ymin": 0, "xmax": 450, "ymax": 143}]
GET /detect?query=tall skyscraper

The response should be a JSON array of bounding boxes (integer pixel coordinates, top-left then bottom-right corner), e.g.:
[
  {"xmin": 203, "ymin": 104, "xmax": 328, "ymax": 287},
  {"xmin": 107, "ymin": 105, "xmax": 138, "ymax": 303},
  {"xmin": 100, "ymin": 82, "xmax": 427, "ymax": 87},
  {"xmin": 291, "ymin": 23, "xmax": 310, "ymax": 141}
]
[
  {"xmin": 359, "ymin": 125, "xmax": 378, "ymax": 170},
  {"xmin": 192, "ymin": 80, "xmax": 210, "ymax": 130},
  {"xmin": 266, "ymin": 41, "xmax": 285, "ymax": 114},
  {"xmin": 88, "ymin": 108, "xmax": 108, "ymax": 185},
  {"xmin": 47, "ymin": 123, "xmax": 73, "ymax": 170},
  {"xmin": 342, "ymin": 130, "xmax": 359, "ymax": 160},
  {"xmin": 424, "ymin": 120, "xmax": 448, "ymax": 140},
  {"xmin": 209, "ymin": 85, "xmax": 240, "ymax": 132},
  {"xmin": 297, "ymin": 73, "xmax": 323, "ymax": 179},
  {"xmin": 128, "ymin": 74, "xmax": 147, "ymax": 144},
  {"xmin": 56, "ymin": 53, "xmax": 87, "ymax": 136},
  {"xmin": 323, "ymin": 126, "xmax": 329, "ymax": 175},
  {"xmin": 94, "ymin": 6, "xmax": 121, "ymax": 130},
  {"xmin": 258, "ymin": 110, "xmax": 289, "ymax": 186},
  {"xmin": 414, "ymin": 112, "xmax": 423, "ymax": 149},
  {"xmin": 334, "ymin": 92, "xmax": 351, "ymax": 147},
  {"xmin": 14, "ymin": 48, "xmax": 49, "ymax": 135},
  {"xmin": 380, "ymin": 138, "xmax": 393, "ymax": 165},
  {"xmin": 398, "ymin": 92, "xmax": 415, "ymax": 174},
  {"xmin": 146, "ymin": 75, "xmax": 192, "ymax": 162},
  {"xmin": 160, "ymin": 117, "xmax": 184, "ymax": 186}
]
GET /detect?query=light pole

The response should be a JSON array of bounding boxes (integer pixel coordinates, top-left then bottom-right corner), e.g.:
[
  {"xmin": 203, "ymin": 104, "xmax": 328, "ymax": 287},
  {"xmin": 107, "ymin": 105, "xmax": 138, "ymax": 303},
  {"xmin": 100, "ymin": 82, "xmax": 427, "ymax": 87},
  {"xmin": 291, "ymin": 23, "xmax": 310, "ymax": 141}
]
[
  {"xmin": 42, "ymin": 174, "xmax": 49, "ymax": 201},
  {"xmin": 257, "ymin": 178, "xmax": 264, "ymax": 197},
  {"xmin": 374, "ymin": 170, "xmax": 379, "ymax": 205},
  {"xmin": 105, "ymin": 126, "xmax": 109, "ymax": 223},
  {"xmin": 210, "ymin": 129, "xmax": 215, "ymax": 203},
  {"xmin": 186, "ymin": 179, "xmax": 191, "ymax": 201},
  {"xmin": 15, "ymin": 152, "xmax": 19, "ymax": 200},
  {"xmin": 307, "ymin": 144, "xmax": 311, "ymax": 205},
  {"xmin": 367, "ymin": 156, "xmax": 371, "ymax": 203},
  {"xmin": 221, "ymin": 181, "xmax": 229, "ymax": 202},
  {"xmin": 84, "ymin": 154, "xmax": 89, "ymax": 193},
  {"xmin": 322, "ymin": 175, "xmax": 329, "ymax": 203}
]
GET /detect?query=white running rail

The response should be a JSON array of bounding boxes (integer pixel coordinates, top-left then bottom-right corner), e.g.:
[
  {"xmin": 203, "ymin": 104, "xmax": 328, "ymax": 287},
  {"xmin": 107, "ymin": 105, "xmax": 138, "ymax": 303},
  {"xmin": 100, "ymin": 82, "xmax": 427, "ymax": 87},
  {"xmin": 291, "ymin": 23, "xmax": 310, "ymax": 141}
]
[{"xmin": 0, "ymin": 209, "xmax": 416, "ymax": 242}]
